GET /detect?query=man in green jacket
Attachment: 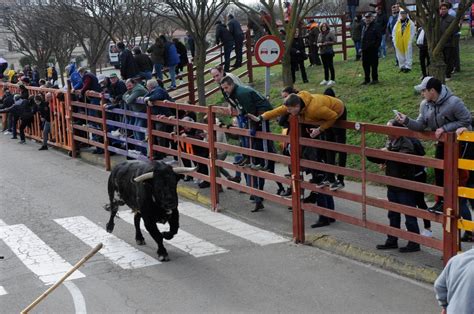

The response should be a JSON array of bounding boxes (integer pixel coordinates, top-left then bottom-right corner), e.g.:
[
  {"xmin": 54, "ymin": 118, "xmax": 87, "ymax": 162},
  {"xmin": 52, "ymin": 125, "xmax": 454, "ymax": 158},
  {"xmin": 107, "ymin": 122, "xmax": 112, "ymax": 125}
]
[
  {"xmin": 220, "ymin": 76, "xmax": 275, "ymax": 212},
  {"xmin": 122, "ymin": 79, "xmax": 148, "ymax": 155}
]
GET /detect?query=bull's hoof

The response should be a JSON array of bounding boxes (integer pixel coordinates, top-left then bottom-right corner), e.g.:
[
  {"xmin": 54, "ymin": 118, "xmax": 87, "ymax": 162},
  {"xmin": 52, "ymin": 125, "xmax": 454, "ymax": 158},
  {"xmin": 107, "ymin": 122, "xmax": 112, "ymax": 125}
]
[
  {"xmin": 158, "ymin": 255, "xmax": 170, "ymax": 262},
  {"xmin": 136, "ymin": 239, "xmax": 146, "ymax": 245},
  {"xmin": 106, "ymin": 222, "xmax": 115, "ymax": 233},
  {"xmin": 162, "ymin": 232, "xmax": 174, "ymax": 240}
]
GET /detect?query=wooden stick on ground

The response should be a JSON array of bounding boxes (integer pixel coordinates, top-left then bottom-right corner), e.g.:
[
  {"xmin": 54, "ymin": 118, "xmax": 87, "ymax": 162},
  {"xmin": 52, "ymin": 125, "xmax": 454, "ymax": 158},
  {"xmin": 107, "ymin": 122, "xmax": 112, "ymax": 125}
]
[{"xmin": 21, "ymin": 243, "xmax": 103, "ymax": 314}]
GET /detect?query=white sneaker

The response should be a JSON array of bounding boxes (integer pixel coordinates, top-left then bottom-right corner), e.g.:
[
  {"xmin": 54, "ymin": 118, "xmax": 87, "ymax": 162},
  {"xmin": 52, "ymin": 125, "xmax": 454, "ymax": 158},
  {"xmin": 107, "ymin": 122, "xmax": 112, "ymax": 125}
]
[
  {"xmin": 319, "ymin": 80, "xmax": 328, "ymax": 85},
  {"xmin": 421, "ymin": 229, "xmax": 433, "ymax": 237},
  {"xmin": 327, "ymin": 80, "xmax": 336, "ymax": 86},
  {"xmin": 111, "ymin": 130, "xmax": 121, "ymax": 137},
  {"xmin": 3, "ymin": 131, "xmax": 11, "ymax": 135}
]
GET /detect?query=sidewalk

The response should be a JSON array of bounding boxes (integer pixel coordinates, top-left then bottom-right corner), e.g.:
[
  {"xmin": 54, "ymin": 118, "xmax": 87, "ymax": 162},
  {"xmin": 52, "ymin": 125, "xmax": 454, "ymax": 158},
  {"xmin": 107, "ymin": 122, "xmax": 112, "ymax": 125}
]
[{"xmin": 75, "ymin": 149, "xmax": 474, "ymax": 284}]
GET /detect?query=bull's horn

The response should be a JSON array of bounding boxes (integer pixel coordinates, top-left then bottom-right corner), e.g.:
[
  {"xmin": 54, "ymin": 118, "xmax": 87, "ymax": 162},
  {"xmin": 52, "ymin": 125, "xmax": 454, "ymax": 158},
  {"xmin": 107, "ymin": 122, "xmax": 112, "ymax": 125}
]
[
  {"xmin": 133, "ymin": 172, "xmax": 154, "ymax": 182},
  {"xmin": 173, "ymin": 166, "xmax": 198, "ymax": 174}
]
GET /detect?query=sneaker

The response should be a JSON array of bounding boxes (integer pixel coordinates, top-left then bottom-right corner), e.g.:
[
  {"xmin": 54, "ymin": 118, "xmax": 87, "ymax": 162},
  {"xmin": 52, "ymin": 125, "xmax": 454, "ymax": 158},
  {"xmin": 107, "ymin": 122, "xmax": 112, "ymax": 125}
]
[
  {"xmin": 329, "ymin": 181, "xmax": 345, "ymax": 191},
  {"xmin": 376, "ymin": 241, "xmax": 398, "ymax": 250},
  {"xmin": 327, "ymin": 80, "xmax": 336, "ymax": 86},
  {"xmin": 361, "ymin": 81, "xmax": 370, "ymax": 85},
  {"xmin": 310, "ymin": 220, "xmax": 330, "ymax": 228},
  {"xmin": 237, "ymin": 157, "xmax": 250, "ymax": 166},
  {"xmin": 18, "ymin": 140, "xmax": 26, "ymax": 144},
  {"xmin": 227, "ymin": 176, "xmax": 241, "ymax": 183},
  {"xmin": 369, "ymin": 80, "xmax": 379, "ymax": 85},
  {"xmin": 198, "ymin": 181, "xmax": 210, "ymax": 188},
  {"xmin": 111, "ymin": 130, "xmax": 122, "ymax": 137},
  {"xmin": 38, "ymin": 145, "xmax": 48, "ymax": 151},
  {"xmin": 250, "ymin": 164, "xmax": 264, "ymax": 171},
  {"xmin": 319, "ymin": 80, "xmax": 328, "ymax": 85},
  {"xmin": 11, "ymin": 136, "xmax": 17, "ymax": 139},
  {"xmin": 420, "ymin": 229, "xmax": 433, "ymax": 237},
  {"xmin": 428, "ymin": 201, "xmax": 444, "ymax": 213},
  {"xmin": 3, "ymin": 131, "xmax": 11, "ymax": 135},
  {"xmin": 251, "ymin": 202, "xmax": 264, "ymax": 212},
  {"xmin": 316, "ymin": 180, "xmax": 331, "ymax": 188},
  {"xmin": 168, "ymin": 85, "xmax": 177, "ymax": 90},
  {"xmin": 399, "ymin": 243, "xmax": 420, "ymax": 253}
]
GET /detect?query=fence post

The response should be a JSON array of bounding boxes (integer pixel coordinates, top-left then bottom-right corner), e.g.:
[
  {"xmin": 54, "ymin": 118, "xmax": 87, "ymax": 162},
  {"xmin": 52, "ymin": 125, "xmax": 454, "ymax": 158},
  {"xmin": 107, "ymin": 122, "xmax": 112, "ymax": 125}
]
[
  {"xmin": 66, "ymin": 80, "xmax": 76, "ymax": 158},
  {"xmin": 290, "ymin": 115, "xmax": 304, "ymax": 243},
  {"xmin": 100, "ymin": 99, "xmax": 111, "ymax": 171},
  {"xmin": 186, "ymin": 63, "xmax": 195, "ymax": 104},
  {"xmin": 207, "ymin": 106, "xmax": 218, "ymax": 211},
  {"xmin": 443, "ymin": 132, "xmax": 459, "ymax": 264},
  {"xmin": 341, "ymin": 14, "xmax": 348, "ymax": 61},
  {"xmin": 246, "ymin": 30, "xmax": 254, "ymax": 85},
  {"xmin": 147, "ymin": 105, "xmax": 153, "ymax": 161}
]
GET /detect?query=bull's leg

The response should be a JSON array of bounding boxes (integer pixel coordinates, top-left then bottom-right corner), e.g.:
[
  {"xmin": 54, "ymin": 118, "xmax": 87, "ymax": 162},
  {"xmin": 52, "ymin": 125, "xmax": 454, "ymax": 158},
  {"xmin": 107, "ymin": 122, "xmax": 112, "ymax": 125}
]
[
  {"xmin": 134, "ymin": 212, "xmax": 146, "ymax": 245},
  {"xmin": 162, "ymin": 209, "xmax": 179, "ymax": 240},
  {"xmin": 106, "ymin": 183, "xmax": 118, "ymax": 233},
  {"xmin": 143, "ymin": 219, "xmax": 169, "ymax": 262}
]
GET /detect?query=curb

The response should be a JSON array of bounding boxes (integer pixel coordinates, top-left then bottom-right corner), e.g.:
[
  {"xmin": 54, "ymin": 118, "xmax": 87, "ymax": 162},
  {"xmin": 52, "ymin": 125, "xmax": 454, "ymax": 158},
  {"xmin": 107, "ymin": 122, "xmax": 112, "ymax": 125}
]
[
  {"xmin": 177, "ymin": 185, "xmax": 212, "ymax": 207},
  {"xmin": 306, "ymin": 234, "xmax": 440, "ymax": 284}
]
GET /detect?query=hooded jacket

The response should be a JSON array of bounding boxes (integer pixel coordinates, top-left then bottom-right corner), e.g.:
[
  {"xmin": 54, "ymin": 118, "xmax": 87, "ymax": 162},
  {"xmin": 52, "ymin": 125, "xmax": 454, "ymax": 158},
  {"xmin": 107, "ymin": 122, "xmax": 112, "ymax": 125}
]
[
  {"xmin": 147, "ymin": 40, "xmax": 166, "ymax": 65},
  {"xmin": 405, "ymin": 86, "xmax": 471, "ymax": 132},
  {"xmin": 69, "ymin": 63, "xmax": 83, "ymax": 90},
  {"xmin": 262, "ymin": 91, "xmax": 345, "ymax": 131}
]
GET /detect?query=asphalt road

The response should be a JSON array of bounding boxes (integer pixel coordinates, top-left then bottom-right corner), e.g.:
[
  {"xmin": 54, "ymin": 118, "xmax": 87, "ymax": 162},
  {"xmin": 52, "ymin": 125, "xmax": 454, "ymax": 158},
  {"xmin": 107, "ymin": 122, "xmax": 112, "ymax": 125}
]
[{"xmin": 0, "ymin": 134, "xmax": 440, "ymax": 313}]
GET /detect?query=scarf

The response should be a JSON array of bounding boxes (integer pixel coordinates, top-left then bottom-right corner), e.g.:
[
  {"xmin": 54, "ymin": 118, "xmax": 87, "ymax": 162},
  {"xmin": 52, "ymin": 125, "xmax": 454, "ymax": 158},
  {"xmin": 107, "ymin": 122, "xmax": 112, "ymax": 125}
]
[{"xmin": 395, "ymin": 19, "xmax": 411, "ymax": 54}]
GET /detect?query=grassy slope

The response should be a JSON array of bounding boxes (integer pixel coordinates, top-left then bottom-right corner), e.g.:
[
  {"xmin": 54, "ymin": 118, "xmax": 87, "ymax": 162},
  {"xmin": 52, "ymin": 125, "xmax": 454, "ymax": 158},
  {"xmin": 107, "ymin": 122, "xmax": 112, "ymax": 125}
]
[{"xmin": 207, "ymin": 37, "xmax": 474, "ymax": 179}]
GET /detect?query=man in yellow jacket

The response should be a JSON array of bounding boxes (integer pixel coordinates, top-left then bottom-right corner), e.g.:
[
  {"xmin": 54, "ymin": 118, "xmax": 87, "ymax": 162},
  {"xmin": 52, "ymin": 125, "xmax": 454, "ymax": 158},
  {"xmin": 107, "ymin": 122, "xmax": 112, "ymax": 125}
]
[{"xmin": 248, "ymin": 90, "xmax": 347, "ymax": 191}]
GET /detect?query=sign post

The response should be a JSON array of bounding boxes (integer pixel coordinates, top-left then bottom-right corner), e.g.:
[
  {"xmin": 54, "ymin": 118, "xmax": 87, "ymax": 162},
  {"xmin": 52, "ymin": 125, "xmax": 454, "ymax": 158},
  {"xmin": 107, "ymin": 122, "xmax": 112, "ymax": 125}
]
[{"xmin": 254, "ymin": 35, "xmax": 285, "ymax": 98}]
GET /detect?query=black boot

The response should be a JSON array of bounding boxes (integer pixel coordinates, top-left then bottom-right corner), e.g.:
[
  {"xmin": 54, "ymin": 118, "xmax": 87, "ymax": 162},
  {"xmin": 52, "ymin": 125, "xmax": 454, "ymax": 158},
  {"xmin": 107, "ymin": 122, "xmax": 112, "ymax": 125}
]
[
  {"xmin": 310, "ymin": 218, "xmax": 330, "ymax": 228},
  {"xmin": 376, "ymin": 240, "xmax": 398, "ymax": 250},
  {"xmin": 399, "ymin": 242, "xmax": 421, "ymax": 253},
  {"xmin": 251, "ymin": 202, "xmax": 264, "ymax": 212}
]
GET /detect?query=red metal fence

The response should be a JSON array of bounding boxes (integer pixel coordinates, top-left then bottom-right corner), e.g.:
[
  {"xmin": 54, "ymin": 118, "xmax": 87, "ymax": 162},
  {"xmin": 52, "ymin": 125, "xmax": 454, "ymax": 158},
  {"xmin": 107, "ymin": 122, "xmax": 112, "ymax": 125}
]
[{"xmin": 0, "ymin": 82, "xmax": 467, "ymax": 265}]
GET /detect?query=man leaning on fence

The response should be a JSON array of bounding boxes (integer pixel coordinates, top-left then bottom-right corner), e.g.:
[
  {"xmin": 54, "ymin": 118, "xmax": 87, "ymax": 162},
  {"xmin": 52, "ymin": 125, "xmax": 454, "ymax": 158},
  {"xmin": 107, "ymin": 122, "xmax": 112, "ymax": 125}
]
[{"xmin": 220, "ymin": 76, "xmax": 275, "ymax": 213}]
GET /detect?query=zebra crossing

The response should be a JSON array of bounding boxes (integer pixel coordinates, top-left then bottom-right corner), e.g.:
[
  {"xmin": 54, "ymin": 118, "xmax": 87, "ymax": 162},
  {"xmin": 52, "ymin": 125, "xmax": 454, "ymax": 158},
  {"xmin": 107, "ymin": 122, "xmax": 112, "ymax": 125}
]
[{"xmin": 0, "ymin": 202, "xmax": 288, "ymax": 296}]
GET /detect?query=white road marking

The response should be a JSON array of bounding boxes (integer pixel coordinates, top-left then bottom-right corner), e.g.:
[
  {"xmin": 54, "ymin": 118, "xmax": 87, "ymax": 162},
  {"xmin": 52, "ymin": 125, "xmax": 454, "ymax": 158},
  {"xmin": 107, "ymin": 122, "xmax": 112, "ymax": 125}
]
[
  {"xmin": 54, "ymin": 216, "xmax": 160, "ymax": 269},
  {"xmin": 178, "ymin": 202, "xmax": 288, "ymax": 246},
  {"xmin": 64, "ymin": 281, "xmax": 87, "ymax": 314},
  {"xmin": 0, "ymin": 224, "xmax": 85, "ymax": 285},
  {"xmin": 0, "ymin": 220, "xmax": 8, "ymax": 295},
  {"xmin": 119, "ymin": 211, "xmax": 229, "ymax": 258}
]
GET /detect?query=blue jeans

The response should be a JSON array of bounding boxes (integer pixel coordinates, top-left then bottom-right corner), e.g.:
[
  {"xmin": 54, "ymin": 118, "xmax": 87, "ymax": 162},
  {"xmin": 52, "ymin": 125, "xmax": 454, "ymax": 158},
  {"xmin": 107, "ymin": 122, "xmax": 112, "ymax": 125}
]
[
  {"xmin": 154, "ymin": 64, "xmax": 163, "ymax": 81},
  {"xmin": 347, "ymin": 5, "xmax": 357, "ymax": 21},
  {"xmin": 386, "ymin": 189, "xmax": 420, "ymax": 243},
  {"xmin": 354, "ymin": 41, "xmax": 361, "ymax": 57},
  {"xmin": 168, "ymin": 64, "xmax": 177, "ymax": 88},
  {"xmin": 378, "ymin": 34, "xmax": 386, "ymax": 58},
  {"xmin": 137, "ymin": 71, "xmax": 152, "ymax": 80},
  {"xmin": 133, "ymin": 116, "xmax": 147, "ymax": 155}
]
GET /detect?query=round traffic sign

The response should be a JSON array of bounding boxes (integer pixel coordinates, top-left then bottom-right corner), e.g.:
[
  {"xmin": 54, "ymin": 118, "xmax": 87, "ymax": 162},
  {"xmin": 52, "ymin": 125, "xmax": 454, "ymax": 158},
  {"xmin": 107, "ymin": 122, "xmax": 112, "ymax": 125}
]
[{"xmin": 254, "ymin": 35, "xmax": 285, "ymax": 67}]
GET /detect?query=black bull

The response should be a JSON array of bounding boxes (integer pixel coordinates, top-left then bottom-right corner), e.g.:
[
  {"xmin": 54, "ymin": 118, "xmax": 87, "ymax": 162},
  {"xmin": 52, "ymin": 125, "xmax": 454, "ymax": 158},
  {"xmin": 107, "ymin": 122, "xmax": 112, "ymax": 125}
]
[{"xmin": 105, "ymin": 160, "xmax": 196, "ymax": 261}]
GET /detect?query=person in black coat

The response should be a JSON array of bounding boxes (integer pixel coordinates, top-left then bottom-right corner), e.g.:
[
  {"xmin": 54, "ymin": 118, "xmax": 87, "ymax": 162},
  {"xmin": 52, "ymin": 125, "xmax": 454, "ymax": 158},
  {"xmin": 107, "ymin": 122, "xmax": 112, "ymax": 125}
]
[
  {"xmin": 375, "ymin": 6, "xmax": 388, "ymax": 58},
  {"xmin": 215, "ymin": 20, "xmax": 234, "ymax": 72},
  {"xmin": 172, "ymin": 38, "xmax": 189, "ymax": 82},
  {"xmin": 117, "ymin": 42, "xmax": 139, "ymax": 80},
  {"xmin": 290, "ymin": 29, "xmax": 308, "ymax": 84},
  {"xmin": 35, "ymin": 94, "xmax": 51, "ymax": 150},
  {"xmin": 0, "ymin": 88, "xmax": 14, "ymax": 132},
  {"xmin": 0, "ymin": 94, "xmax": 24, "ymax": 139},
  {"xmin": 132, "ymin": 46, "xmax": 153, "ymax": 80},
  {"xmin": 17, "ymin": 96, "xmax": 37, "ymax": 144},
  {"xmin": 361, "ymin": 12, "xmax": 382, "ymax": 85},
  {"xmin": 227, "ymin": 14, "xmax": 244, "ymax": 68}
]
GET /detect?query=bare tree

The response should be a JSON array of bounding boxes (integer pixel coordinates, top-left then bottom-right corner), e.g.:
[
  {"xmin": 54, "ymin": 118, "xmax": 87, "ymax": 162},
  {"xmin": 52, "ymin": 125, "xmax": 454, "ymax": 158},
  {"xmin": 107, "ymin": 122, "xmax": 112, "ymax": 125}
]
[
  {"xmin": 400, "ymin": 0, "xmax": 472, "ymax": 81},
  {"xmin": 50, "ymin": 0, "xmax": 112, "ymax": 74},
  {"xmin": 233, "ymin": 0, "xmax": 323, "ymax": 87},
  {"xmin": 159, "ymin": 0, "xmax": 231, "ymax": 106},
  {"xmin": 3, "ymin": 4, "xmax": 55, "ymax": 76}
]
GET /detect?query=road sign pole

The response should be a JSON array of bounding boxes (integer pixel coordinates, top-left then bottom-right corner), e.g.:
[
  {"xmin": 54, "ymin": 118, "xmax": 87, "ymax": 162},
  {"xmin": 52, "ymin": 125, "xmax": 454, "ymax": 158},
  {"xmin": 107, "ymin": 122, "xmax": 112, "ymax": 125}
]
[{"xmin": 265, "ymin": 67, "xmax": 270, "ymax": 98}]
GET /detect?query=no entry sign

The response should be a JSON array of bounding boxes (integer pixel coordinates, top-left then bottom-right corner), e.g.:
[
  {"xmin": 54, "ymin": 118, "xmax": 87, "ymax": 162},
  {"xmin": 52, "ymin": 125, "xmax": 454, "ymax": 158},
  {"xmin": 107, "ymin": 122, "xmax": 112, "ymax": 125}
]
[{"xmin": 254, "ymin": 35, "xmax": 284, "ymax": 67}]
